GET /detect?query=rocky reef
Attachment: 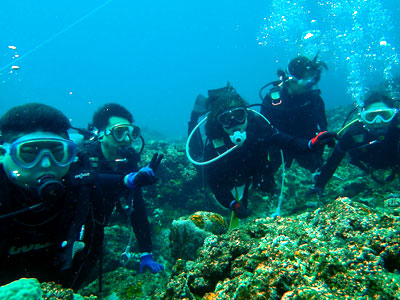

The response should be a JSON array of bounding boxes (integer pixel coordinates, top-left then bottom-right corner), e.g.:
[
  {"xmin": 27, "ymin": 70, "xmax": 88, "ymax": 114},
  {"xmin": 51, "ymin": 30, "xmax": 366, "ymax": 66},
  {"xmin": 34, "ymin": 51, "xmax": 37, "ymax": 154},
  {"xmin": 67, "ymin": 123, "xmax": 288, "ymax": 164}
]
[
  {"xmin": 155, "ymin": 197, "xmax": 400, "ymax": 299},
  {"xmin": 2, "ymin": 104, "xmax": 400, "ymax": 299}
]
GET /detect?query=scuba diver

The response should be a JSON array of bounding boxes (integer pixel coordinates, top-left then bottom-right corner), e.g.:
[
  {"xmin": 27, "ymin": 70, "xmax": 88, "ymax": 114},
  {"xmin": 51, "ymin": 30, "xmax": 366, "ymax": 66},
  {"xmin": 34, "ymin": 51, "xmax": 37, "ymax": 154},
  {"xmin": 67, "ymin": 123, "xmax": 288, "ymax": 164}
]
[
  {"xmin": 0, "ymin": 103, "xmax": 100, "ymax": 288},
  {"xmin": 260, "ymin": 54, "xmax": 329, "ymax": 177},
  {"xmin": 84, "ymin": 103, "xmax": 164, "ymax": 274},
  {"xmin": 187, "ymin": 84, "xmax": 336, "ymax": 219},
  {"xmin": 309, "ymin": 91, "xmax": 400, "ymax": 196}
]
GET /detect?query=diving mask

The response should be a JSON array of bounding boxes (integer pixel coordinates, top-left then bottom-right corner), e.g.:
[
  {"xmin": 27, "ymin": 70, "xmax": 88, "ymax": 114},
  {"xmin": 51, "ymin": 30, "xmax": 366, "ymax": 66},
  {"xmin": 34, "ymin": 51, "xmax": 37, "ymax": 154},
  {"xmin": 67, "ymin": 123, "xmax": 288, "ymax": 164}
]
[
  {"xmin": 360, "ymin": 108, "xmax": 398, "ymax": 124},
  {"xmin": 295, "ymin": 72, "xmax": 318, "ymax": 89},
  {"xmin": 105, "ymin": 124, "xmax": 140, "ymax": 142},
  {"xmin": 3, "ymin": 136, "xmax": 77, "ymax": 169},
  {"xmin": 217, "ymin": 107, "xmax": 247, "ymax": 129}
]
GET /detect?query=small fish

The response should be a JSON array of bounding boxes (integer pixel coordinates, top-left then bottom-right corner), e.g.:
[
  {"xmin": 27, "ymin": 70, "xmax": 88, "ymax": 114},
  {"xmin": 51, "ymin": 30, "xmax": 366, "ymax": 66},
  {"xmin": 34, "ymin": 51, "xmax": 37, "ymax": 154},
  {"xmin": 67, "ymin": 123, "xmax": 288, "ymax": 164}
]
[
  {"xmin": 11, "ymin": 66, "xmax": 20, "ymax": 70},
  {"xmin": 8, "ymin": 45, "xmax": 17, "ymax": 50}
]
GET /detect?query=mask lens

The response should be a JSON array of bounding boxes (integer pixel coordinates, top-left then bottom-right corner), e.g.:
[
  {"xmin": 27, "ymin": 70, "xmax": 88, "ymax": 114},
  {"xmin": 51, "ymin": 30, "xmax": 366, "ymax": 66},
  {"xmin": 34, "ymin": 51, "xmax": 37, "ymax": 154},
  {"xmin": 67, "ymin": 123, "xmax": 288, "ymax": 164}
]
[
  {"xmin": 361, "ymin": 108, "xmax": 398, "ymax": 123},
  {"xmin": 218, "ymin": 108, "xmax": 246, "ymax": 128},
  {"xmin": 113, "ymin": 126, "xmax": 128, "ymax": 140},
  {"xmin": 110, "ymin": 124, "xmax": 140, "ymax": 142},
  {"xmin": 129, "ymin": 126, "xmax": 140, "ymax": 140},
  {"xmin": 18, "ymin": 142, "xmax": 42, "ymax": 163},
  {"xmin": 380, "ymin": 109, "xmax": 397, "ymax": 121},
  {"xmin": 10, "ymin": 138, "xmax": 76, "ymax": 168},
  {"xmin": 231, "ymin": 108, "xmax": 246, "ymax": 123}
]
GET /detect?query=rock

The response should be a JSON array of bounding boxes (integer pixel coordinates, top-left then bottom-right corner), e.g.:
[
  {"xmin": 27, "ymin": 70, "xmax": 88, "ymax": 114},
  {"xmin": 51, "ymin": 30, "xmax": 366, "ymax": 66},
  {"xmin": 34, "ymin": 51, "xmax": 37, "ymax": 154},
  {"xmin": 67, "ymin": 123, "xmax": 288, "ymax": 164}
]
[
  {"xmin": 169, "ymin": 211, "xmax": 227, "ymax": 260},
  {"xmin": 0, "ymin": 278, "xmax": 42, "ymax": 300},
  {"xmin": 155, "ymin": 197, "xmax": 400, "ymax": 299}
]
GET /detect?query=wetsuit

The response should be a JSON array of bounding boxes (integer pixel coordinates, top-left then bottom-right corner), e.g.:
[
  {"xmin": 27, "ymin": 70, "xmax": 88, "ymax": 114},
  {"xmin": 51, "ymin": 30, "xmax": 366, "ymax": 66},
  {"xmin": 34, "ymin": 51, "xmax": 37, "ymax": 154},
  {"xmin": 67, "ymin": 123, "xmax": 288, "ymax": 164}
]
[
  {"xmin": 261, "ymin": 87, "xmax": 328, "ymax": 172},
  {"xmin": 84, "ymin": 142, "xmax": 152, "ymax": 253},
  {"xmin": 204, "ymin": 111, "xmax": 312, "ymax": 208},
  {"xmin": 315, "ymin": 119, "xmax": 400, "ymax": 189},
  {"xmin": 0, "ymin": 157, "xmax": 97, "ymax": 289}
]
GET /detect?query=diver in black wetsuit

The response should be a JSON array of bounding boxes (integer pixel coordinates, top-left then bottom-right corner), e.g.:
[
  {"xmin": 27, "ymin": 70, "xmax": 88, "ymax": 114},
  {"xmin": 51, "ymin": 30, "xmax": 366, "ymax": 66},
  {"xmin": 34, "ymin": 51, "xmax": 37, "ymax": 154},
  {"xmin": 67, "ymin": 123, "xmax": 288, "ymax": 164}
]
[
  {"xmin": 309, "ymin": 91, "xmax": 400, "ymax": 196},
  {"xmin": 85, "ymin": 103, "xmax": 164, "ymax": 274},
  {"xmin": 260, "ymin": 54, "xmax": 328, "ymax": 175},
  {"xmin": 187, "ymin": 85, "xmax": 336, "ymax": 218},
  {"xmin": 0, "ymin": 103, "xmax": 99, "ymax": 289}
]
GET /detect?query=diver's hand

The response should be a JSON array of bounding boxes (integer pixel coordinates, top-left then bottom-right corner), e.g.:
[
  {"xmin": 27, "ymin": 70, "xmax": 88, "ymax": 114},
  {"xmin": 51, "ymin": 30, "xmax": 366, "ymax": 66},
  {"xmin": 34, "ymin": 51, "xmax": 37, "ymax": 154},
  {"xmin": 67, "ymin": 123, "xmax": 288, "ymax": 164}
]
[
  {"xmin": 124, "ymin": 153, "xmax": 164, "ymax": 189},
  {"xmin": 309, "ymin": 131, "xmax": 337, "ymax": 150},
  {"xmin": 230, "ymin": 201, "xmax": 252, "ymax": 219},
  {"xmin": 139, "ymin": 253, "xmax": 164, "ymax": 274}
]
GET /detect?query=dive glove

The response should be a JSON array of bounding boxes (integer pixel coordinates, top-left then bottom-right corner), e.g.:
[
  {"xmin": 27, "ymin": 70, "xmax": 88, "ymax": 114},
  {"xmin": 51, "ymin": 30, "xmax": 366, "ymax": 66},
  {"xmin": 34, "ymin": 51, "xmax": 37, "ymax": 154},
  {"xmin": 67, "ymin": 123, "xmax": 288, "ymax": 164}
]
[
  {"xmin": 308, "ymin": 131, "xmax": 337, "ymax": 150},
  {"xmin": 139, "ymin": 253, "xmax": 164, "ymax": 274},
  {"xmin": 125, "ymin": 153, "xmax": 164, "ymax": 189}
]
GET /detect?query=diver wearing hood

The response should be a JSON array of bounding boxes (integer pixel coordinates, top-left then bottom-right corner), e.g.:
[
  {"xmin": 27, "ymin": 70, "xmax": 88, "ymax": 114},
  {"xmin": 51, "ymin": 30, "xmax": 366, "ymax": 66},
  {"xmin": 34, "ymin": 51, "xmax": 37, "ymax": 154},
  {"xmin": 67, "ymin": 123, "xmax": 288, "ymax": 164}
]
[
  {"xmin": 0, "ymin": 103, "xmax": 98, "ymax": 289},
  {"xmin": 260, "ymin": 54, "xmax": 328, "ymax": 175},
  {"xmin": 188, "ymin": 85, "xmax": 336, "ymax": 218},
  {"xmin": 309, "ymin": 90, "xmax": 400, "ymax": 196}
]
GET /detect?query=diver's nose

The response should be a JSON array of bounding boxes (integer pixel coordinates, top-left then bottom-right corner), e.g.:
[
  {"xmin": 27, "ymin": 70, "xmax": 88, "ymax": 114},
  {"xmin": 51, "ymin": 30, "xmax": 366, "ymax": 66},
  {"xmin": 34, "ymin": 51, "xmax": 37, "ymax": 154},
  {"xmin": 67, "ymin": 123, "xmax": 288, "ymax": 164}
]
[{"xmin": 40, "ymin": 156, "xmax": 52, "ymax": 168}]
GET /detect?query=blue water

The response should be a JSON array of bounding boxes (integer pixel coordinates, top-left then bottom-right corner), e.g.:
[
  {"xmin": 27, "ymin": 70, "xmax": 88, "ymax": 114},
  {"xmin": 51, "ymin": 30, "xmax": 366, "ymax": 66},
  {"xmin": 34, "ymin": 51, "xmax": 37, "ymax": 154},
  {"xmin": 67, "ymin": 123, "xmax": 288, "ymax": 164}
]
[{"xmin": 1, "ymin": 0, "xmax": 399, "ymax": 138}]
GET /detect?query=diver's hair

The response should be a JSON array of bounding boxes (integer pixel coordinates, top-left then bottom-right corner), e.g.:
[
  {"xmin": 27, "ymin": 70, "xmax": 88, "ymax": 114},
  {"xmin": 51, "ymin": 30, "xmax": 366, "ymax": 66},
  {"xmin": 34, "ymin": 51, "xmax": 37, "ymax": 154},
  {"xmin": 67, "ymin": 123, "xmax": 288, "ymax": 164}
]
[
  {"xmin": 92, "ymin": 103, "xmax": 134, "ymax": 131},
  {"xmin": 287, "ymin": 54, "xmax": 328, "ymax": 83},
  {"xmin": 363, "ymin": 91, "xmax": 395, "ymax": 108},
  {"xmin": 205, "ymin": 90, "xmax": 249, "ymax": 140},
  {"xmin": 0, "ymin": 103, "xmax": 71, "ymax": 142}
]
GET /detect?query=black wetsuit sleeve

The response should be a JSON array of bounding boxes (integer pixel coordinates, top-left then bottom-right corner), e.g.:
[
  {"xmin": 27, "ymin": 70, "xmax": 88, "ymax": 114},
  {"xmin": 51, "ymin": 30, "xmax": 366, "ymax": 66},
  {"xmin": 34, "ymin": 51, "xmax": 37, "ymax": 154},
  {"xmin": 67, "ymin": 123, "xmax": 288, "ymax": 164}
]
[
  {"xmin": 315, "ymin": 96, "xmax": 328, "ymax": 132},
  {"xmin": 315, "ymin": 145, "xmax": 346, "ymax": 188},
  {"xmin": 96, "ymin": 173, "xmax": 125, "ymax": 188},
  {"xmin": 269, "ymin": 128, "xmax": 311, "ymax": 153},
  {"xmin": 209, "ymin": 181, "xmax": 235, "ymax": 209},
  {"xmin": 130, "ymin": 189, "xmax": 152, "ymax": 253}
]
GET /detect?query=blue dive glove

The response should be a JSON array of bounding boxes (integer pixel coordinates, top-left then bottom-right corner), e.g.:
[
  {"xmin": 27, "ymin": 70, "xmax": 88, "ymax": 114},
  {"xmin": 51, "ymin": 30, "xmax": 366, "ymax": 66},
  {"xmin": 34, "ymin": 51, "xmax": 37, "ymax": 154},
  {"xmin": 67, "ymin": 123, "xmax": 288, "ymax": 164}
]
[
  {"xmin": 124, "ymin": 153, "xmax": 164, "ymax": 189},
  {"xmin": 139, "ymin": 253, "xmax": 164, "ymax": 274}
]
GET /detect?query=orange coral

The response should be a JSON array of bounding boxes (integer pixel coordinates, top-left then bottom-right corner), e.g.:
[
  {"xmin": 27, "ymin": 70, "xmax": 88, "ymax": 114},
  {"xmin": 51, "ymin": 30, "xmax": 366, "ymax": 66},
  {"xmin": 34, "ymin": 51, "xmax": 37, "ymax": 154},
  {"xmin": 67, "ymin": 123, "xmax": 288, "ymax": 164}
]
[
  {"xmin": 203, "ymin": 292, "xmax": 218, "ymax": 300},
  {"xmin": 208, "ymin": 213, "xmax": 226, "ymax": 226},
  {"xmin": 190, "ymin": 214, "xmax": 204, "ymax": 227}
]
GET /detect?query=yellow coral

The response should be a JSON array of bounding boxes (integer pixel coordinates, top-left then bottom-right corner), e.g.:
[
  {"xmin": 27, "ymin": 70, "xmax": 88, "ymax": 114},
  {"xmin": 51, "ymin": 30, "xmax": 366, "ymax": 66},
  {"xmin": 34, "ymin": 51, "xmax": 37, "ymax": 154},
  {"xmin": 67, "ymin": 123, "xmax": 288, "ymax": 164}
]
[
  {"xmin": 207, "ymin": 213, "xmax": 226, "ymax": 226},
  {"xmin": 190, "ymin": 214, "xmax": 204, "ymax": 227},
  {"xmin": 203, "ymin": 292, "xmax": 218, "ymax": 300}
]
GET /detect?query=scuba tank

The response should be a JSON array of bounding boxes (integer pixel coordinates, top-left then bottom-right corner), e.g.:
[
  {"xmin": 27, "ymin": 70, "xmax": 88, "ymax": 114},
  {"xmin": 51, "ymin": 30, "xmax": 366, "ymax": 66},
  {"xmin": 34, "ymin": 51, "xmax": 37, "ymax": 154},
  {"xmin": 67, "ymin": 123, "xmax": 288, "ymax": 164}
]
[{"xmin": 259, "ymin": 69, "xmax": 287, "ymax": 105}]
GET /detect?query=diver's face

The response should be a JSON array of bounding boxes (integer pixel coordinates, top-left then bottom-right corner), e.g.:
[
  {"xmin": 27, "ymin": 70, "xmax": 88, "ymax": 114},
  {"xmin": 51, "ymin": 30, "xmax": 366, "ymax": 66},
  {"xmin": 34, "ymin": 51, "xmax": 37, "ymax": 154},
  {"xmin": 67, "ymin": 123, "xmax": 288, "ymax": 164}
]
[
  {"xmin": 223, "ymin": 118, "xmax": 248, "ymax": 136},
  {"xmin": 0, "ymin": 132, "xmax": 71, "ymax": 189},
  {"xmin": 101, "ymin": 116, "xmax": 133, "ymax": 154},
  {"xmin": 361, "ymin": 102, "xmax": 397, "ymax": 131},
  {"xmin": 288, "ymin": 70, "xmax": 317, "ymax": 95},
  {"xmin": 217, "ymin": 107, "xmax": 248, "ymax": 135}
]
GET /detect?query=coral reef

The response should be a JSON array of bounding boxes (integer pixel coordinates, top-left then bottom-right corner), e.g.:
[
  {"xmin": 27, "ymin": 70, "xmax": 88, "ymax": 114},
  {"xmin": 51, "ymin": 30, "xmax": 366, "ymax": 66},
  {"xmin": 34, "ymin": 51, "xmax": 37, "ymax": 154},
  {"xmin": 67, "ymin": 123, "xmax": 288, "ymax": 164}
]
[
  {"xmin": 0, "ymin": 279, "xmax": 96, "ymax": 300},
  {"xmin": 154, "ymin": 197, "xmax": 400, "ymax": 299},
  {"xmin": 169, "ymin": 211, "xmax": 227, "ymax": 260},
  {"xmin": 0, "ymin": 278, "xmax": 42, "ymax": 300},
  {"xmin": 41, "ymin": 282, "xmax": 97, "ymax": 300}
]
